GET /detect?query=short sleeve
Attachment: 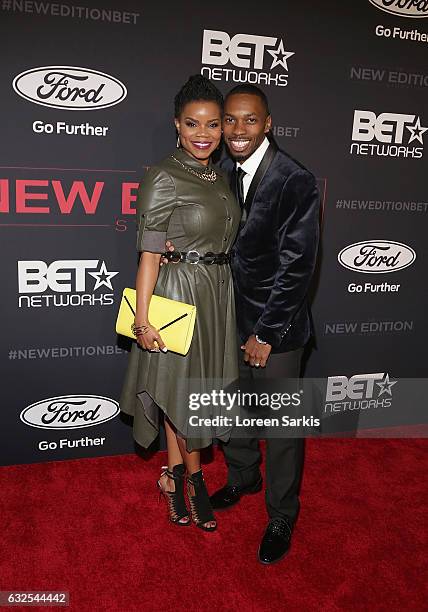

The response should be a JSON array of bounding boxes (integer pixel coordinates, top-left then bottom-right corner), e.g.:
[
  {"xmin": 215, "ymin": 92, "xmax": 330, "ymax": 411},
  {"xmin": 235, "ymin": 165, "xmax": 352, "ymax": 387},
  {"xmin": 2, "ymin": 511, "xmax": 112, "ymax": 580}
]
[{"xmin": 136, "ymin": 166, "xmax": 176, "ymax": 253}]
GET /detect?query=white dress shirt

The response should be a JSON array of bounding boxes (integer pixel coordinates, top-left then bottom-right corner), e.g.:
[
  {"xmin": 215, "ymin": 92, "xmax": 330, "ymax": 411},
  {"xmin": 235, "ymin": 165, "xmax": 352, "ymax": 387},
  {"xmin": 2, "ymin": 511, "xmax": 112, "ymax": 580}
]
[{"xmin": 236, "ymin": 136, "xmax": 270, "ymax": 201}]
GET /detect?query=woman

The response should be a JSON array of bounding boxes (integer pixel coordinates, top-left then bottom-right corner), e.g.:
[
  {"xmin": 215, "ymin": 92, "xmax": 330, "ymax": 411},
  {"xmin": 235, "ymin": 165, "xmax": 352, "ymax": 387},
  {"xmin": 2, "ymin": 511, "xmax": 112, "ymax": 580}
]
[{"xmin": 120, "ymin": 75, "xmax": 241, "ymax": 531}]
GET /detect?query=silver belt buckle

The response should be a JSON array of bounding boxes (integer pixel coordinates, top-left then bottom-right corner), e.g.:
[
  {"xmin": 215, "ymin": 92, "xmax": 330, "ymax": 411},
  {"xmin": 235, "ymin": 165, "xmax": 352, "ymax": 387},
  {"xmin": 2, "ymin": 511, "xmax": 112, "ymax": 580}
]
[{"xmin": 187, "ymin": 250, "xmax": 200, "ymax": 264}]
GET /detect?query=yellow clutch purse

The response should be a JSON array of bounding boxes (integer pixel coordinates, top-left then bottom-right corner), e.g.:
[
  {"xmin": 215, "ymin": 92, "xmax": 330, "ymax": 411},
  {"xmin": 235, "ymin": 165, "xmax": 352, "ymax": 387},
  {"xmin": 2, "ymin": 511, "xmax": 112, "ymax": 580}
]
[{"xmin": 115, "ymin": 288, "xmax": 197, "ymax": 355}]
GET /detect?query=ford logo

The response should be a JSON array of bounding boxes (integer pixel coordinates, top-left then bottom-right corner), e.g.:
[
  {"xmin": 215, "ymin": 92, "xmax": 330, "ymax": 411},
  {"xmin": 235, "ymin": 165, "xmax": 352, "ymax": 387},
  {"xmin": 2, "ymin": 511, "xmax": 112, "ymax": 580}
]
[
  {"xmin": 20, "ymin": 395, "xmax": 120, "ymax": 429},
  {"xmin": 369, "ymin": 0, "xmax": 428, "ymax": 18},
  {"xmin": 12, "ymin": 66, "xmax": 127, "ymax": 110},
  {"xmin": 338, "ymin": 240, "xmax": 416, "ymax": 274}
]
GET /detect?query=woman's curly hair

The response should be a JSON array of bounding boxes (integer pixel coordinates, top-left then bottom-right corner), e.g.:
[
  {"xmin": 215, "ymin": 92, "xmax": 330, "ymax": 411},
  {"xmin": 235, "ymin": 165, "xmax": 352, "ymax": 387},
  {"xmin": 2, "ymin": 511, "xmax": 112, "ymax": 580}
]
[{"xmin": 174, "ymin": 74, "xmax": 223, "ymax": 118}]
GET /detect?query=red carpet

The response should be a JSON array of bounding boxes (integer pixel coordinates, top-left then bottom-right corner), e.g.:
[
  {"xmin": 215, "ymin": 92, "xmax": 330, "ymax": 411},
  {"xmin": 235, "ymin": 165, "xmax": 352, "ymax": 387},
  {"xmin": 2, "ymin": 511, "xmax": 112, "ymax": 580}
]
[{"xmin": 0, "ymin": 439, "xmax": 426, "ymax": 611}]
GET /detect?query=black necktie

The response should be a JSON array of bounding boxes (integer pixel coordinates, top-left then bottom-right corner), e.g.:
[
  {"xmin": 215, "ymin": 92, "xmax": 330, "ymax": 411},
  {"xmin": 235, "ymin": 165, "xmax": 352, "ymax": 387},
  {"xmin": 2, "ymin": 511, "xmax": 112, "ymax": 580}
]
[{"xmin": 236, "ymin": 167, "xmax": 246, "ymax": 210}]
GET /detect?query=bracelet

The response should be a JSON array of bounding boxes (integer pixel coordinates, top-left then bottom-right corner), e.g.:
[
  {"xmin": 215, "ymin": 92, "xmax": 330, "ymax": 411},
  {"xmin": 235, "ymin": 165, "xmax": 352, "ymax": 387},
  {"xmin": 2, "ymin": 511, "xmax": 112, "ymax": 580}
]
[
  {"xmin": 131, "ymin": 322, "xmax": 149, "ymax": 336},
  {"xmin": 255, "ymin": 334, "xmax": 268, "ymax": 345}
]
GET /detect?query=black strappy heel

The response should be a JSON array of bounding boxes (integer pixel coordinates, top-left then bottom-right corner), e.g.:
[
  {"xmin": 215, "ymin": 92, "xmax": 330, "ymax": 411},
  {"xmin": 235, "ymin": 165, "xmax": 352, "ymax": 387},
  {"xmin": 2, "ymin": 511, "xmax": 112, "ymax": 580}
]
[
  {"xmin": 186, "ymin": 469, "xmax": 217, "ymax": 532},
  {"xmin": 157, "ymin": 464, "xmax": 191, "ymax": 526}
]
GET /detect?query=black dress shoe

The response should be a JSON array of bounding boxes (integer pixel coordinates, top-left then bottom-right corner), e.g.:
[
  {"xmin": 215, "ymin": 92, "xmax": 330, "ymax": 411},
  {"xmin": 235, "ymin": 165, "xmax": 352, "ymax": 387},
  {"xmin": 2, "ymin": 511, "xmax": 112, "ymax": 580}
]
[
  {"xmin": 258, "ymin": 518, "xmax": 293, "ymax": 565},
  {"xmin": 209, "ymin": 475, "xmax": 263, "ymax": 510}
]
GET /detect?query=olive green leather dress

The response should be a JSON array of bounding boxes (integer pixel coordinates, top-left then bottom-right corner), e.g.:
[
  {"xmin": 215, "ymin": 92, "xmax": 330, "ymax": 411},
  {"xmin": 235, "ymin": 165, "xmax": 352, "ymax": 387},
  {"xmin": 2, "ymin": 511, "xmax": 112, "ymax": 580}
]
[{"xmin": 119, "ymin": 148, "xmax": 241, "ymax": 451}]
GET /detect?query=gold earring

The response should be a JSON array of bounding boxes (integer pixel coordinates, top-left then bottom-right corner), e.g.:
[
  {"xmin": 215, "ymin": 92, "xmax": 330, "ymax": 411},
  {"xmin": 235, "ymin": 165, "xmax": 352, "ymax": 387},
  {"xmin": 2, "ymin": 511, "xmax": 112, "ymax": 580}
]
[{"xmin": 176, "ymin": 134, "xmax": 181, "ymax": 148}]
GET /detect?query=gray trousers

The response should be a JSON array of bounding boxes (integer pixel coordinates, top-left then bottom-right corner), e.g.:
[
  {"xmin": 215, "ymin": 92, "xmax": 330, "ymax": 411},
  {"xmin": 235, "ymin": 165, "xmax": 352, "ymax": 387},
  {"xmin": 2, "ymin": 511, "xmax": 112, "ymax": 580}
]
[{"xmin": 222, "ymin": 341, "xmax": 304, "ymax": 524}]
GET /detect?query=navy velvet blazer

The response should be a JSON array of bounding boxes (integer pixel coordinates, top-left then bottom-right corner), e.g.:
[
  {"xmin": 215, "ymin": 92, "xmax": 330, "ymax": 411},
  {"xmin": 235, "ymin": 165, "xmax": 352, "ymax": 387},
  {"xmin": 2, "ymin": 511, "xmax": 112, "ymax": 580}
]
[{"xmin": 221, "ymin": 141, "xmax": 320, "ymax": 353}]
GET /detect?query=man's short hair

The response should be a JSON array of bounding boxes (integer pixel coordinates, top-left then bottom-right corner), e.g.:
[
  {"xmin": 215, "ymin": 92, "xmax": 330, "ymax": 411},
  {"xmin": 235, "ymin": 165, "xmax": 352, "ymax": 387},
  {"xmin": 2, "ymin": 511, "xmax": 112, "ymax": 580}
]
[{"xmin": 225, "ymin": 84, "xmax": 270, "ymax": 115}]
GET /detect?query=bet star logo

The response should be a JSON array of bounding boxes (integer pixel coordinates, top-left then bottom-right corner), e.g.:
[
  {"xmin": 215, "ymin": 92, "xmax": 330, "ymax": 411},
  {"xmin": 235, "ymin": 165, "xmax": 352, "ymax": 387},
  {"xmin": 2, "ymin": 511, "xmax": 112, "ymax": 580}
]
[
  {"xmin": 406, "ymin": 117, "xmax": 428, "ymax": 145},
  {"xmin": 376, "ymin": 373, "xmax": 397, "ymax": 397},
  {"xmin": 267, "ymin": 39, "xmax": 295, "ymax": 71},
  {"xmin": 201, "ymin": 30, "xmax": 295, "ymax": 73},
  {"xmin": 88, "ymin": 261, "xmax": 119, "ymax": 291}
]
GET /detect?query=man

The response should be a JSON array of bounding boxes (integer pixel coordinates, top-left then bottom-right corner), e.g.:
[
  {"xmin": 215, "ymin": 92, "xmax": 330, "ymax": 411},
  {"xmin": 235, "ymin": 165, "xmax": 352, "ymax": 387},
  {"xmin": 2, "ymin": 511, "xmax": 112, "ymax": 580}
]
[{"xmin": 209, "ymin": 84, "xmax": 320, "ymax": 564}]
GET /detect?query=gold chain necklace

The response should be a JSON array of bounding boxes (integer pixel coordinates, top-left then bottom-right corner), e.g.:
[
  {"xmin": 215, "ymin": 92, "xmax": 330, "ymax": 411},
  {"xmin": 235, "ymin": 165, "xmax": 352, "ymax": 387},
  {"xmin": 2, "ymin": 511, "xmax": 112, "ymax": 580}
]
[{"xmin": 171, "ymin": 155, "xmax": 217, "ymax": 182}]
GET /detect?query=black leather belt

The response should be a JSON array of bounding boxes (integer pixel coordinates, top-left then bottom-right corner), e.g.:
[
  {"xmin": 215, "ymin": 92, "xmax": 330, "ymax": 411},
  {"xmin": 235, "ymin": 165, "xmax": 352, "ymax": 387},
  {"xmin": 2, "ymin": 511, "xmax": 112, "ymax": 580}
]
[{"xmin": 161, "ymin": 250, "xmax": 231, "ymax": 265}]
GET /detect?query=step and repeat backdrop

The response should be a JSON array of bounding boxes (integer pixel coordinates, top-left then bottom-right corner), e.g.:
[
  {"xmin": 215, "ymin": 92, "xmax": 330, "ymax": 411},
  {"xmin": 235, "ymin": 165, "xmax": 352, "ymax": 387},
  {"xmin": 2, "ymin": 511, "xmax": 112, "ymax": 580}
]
[{"xmin": 1, "ymin": 0, "xmax": 427, "ymax": 465}]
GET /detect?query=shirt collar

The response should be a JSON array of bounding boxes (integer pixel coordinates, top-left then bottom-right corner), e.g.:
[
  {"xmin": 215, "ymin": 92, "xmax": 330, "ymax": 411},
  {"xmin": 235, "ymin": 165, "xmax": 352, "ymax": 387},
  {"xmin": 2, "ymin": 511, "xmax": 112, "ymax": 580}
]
[{"xmin": 237, "ymin": 137, "xmax": 270, "ymax": 177}]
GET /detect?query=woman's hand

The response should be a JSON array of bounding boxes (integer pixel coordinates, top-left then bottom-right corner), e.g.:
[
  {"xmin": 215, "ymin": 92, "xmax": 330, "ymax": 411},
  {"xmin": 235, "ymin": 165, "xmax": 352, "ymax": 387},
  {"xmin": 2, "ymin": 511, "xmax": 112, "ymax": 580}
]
[
  {"xmin": 134, "ymin": 252, "xmax": 166, "ymax": 352},
  {"xmin": 135, "ymin": 322, "xmax": 167, "ymax": 352}
]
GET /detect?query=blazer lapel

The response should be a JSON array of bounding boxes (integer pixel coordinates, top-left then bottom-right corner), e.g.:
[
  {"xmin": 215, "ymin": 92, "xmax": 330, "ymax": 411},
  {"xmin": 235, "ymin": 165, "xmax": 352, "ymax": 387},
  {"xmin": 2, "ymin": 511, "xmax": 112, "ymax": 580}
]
[{"xmin": 244, "ymin": 142, "xmax": 278, "ymax": 220}]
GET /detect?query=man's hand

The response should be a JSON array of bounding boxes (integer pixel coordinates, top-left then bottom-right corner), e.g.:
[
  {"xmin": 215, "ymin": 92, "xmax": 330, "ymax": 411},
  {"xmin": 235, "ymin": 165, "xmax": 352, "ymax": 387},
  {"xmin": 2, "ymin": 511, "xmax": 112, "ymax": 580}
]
[
  {"xmin": 160, "ymin": 240, "xmax": 176, "ymax": 266},
  {"xmin": 241, "ymin": 335, "xmax": 272, "ymax": 368}
]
